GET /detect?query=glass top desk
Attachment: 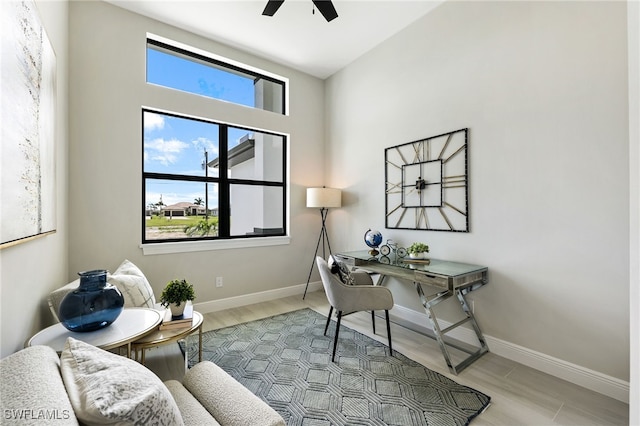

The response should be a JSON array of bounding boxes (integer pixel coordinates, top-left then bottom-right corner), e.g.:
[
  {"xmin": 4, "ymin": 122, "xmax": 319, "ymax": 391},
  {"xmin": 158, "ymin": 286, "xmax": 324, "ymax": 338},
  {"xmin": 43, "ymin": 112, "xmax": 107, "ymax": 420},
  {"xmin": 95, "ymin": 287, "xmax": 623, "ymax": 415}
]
[{"xmin": 335, "ymin": 250, "xmax": 489, "ymax": 374}]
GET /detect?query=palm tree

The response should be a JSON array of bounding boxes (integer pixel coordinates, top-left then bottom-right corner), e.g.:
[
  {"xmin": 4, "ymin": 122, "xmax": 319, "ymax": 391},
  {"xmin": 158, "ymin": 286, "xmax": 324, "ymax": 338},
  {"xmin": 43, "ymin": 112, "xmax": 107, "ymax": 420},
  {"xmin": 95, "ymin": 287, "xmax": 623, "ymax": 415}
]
[
  {"xmin": 155, "ymin": 195, "xmax": 165, "ymax": 209},
  {"xmin": 184, "ymin": 217, "xmax": 218, "ymax": 237},
  {"xmin": 148, "ymin": 195, "xmax": 165, "ymax": 217}
]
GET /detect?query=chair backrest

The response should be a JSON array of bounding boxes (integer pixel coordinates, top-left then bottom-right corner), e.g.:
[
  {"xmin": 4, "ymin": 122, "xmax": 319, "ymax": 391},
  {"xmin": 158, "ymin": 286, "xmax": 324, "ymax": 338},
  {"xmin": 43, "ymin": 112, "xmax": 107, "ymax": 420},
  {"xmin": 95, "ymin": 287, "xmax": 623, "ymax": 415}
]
[
  {"xmin": 317, "ymin": 256, "xmax": 394, "ymax": 314},
  {"xmin": 316, "ymin": 256, "xmax": 350, "ymax": 310}
]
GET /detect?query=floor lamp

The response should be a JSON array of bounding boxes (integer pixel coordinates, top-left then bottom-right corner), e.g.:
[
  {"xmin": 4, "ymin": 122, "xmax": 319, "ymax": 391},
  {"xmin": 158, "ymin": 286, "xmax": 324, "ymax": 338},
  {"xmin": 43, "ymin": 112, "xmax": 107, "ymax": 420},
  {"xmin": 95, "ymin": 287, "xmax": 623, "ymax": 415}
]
[{"xmin": 303, "ymin": 187, "xmax": 342, "ymax": 299}]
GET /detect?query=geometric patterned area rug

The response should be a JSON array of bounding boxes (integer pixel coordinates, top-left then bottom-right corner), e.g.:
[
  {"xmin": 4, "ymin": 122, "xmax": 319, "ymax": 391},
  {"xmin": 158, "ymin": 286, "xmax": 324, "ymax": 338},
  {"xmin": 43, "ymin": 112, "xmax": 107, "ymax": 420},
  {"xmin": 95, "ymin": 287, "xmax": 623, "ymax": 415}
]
[{"xmin": 181, "ymin": 308, "xmax": 490, "ymax": 426}]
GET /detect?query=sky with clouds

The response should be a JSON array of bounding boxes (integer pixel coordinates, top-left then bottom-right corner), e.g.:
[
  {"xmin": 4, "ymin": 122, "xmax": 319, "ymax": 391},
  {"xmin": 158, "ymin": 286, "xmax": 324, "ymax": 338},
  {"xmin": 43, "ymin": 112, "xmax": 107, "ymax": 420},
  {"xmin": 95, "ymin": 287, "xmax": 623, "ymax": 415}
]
[{"xmin": 144, "ymin": 46, "xmax": 255, "ymax": 209}]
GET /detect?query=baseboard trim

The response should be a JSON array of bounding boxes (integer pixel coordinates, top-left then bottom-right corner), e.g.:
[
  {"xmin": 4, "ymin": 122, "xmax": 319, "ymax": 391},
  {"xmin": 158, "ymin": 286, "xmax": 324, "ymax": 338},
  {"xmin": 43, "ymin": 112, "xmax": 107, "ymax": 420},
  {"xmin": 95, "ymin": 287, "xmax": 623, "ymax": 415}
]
[
  {"xmin": 194, "ymin": 281, "xmax": 323, "ymax": 313},
  {"xmin": 194, "ymin": 283, "xmax": 629, "ymax": 403},
  {"xmin": 389, "ymin": 305, "xmax": 629, "ymax": 403},
  {"xmin": 486, "ymin": 334, "xmax": 629, "ymax": 403}
]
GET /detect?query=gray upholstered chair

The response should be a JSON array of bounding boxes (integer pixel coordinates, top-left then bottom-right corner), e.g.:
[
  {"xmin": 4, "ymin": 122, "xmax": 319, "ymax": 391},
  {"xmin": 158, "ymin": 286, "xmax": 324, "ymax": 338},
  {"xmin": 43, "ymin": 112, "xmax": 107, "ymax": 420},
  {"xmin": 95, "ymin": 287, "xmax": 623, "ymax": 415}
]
[{"xmin": 316, "ymin": 256, "xmax": 394, "ymax": 361}]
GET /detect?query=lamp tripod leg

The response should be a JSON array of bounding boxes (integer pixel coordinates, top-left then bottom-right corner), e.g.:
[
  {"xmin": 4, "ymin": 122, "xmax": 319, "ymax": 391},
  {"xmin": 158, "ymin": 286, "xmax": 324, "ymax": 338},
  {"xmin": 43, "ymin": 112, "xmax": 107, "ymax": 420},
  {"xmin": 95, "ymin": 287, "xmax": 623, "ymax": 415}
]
[
  {"xmin": 320, "ymin": 208, "xmax": 333, "ymax": 256},
  {"xmin": 303, "ymin": 208, "xmax": 331, "ymax": 300}
]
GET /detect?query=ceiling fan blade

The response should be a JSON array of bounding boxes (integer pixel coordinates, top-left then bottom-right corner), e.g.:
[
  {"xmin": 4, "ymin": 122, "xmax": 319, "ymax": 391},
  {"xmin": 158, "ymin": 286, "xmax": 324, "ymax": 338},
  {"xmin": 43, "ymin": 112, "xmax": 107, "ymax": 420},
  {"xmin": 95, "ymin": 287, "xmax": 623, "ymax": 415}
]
[
  {"xmin": 262, "ymin": 0, "xmax": 285, "ymax": 17},
  {"xmin": 311, "ymin": 0, "xmax": 338, "ymax": 22}
]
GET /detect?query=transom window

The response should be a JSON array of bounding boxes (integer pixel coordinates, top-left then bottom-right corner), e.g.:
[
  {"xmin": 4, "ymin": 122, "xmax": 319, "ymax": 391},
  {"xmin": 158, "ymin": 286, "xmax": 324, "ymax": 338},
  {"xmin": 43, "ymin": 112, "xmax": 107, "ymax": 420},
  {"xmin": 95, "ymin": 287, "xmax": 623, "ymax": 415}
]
[{"xmin": 147, "ymin": 38, "xmax": 286, "ymax": 114}]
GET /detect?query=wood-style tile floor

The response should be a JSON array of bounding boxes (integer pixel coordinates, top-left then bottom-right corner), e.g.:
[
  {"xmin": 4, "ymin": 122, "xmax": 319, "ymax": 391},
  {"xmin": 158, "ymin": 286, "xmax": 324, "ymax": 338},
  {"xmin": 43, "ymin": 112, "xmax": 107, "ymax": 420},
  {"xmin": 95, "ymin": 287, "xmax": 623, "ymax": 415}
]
[{"xmin": 144, "ymin": 290, "xmax": 629, "ymax": 426}]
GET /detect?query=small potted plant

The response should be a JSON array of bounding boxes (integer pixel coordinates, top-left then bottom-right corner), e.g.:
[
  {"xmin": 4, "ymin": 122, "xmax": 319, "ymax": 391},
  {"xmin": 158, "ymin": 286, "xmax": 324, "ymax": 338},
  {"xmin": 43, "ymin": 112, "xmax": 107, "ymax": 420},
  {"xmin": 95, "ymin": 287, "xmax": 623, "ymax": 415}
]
[
  {"xmin": 407, "ymin": 242, "xmax": 429, "ymax": 259},
  {"xmin": 160, "ymin": 279, "xmax": 195, "ymax": 318}
]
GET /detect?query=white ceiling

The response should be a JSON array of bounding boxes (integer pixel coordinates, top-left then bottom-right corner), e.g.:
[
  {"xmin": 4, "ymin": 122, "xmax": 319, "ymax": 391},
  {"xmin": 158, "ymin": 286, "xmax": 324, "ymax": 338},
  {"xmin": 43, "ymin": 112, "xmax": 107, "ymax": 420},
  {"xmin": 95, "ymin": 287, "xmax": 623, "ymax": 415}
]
[{"xmin": 104, "ymin": 0, "xmax": 443, "ymax": 79}]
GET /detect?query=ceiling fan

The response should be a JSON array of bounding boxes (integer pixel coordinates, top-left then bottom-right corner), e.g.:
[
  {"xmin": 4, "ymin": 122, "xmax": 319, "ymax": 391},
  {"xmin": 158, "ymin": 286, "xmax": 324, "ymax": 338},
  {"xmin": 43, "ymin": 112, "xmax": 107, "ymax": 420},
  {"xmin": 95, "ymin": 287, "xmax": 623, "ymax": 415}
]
[{"xmin": 262, "ymin": 0, "xmax": 339, "ymax": 22}]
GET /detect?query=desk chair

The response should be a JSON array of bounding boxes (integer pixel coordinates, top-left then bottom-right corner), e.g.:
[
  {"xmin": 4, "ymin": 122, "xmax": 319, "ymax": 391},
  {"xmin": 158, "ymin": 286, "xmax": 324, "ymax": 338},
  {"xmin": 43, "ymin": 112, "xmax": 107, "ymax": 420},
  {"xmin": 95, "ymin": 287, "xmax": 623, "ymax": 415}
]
[{"xmin": 316, "ymin": 256, "xmax": 394, "ymax": 361}]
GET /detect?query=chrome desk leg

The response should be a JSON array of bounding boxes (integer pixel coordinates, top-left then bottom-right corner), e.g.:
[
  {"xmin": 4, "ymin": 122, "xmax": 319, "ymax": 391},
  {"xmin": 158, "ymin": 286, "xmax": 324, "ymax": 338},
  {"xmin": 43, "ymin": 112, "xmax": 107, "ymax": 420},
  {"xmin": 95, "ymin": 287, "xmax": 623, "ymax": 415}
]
[
  {"xmin": 454, "ymin": 288, "xmax": 489, "ymax": 372},
  {"xmin": 415, "ymin": 283, "xmax": 489, "ymax": 375},
  {"xmin": 415, "ymin": 283, "xmax": 456, "ymax": 372}
]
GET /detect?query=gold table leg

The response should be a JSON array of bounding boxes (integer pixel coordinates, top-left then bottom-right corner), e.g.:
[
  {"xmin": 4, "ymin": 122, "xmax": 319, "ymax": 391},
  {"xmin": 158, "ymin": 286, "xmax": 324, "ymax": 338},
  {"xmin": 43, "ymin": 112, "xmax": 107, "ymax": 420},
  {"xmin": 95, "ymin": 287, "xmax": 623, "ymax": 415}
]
[{"xmin": 198, "ymin": 324, "xmax": 203, "ymax": 363}]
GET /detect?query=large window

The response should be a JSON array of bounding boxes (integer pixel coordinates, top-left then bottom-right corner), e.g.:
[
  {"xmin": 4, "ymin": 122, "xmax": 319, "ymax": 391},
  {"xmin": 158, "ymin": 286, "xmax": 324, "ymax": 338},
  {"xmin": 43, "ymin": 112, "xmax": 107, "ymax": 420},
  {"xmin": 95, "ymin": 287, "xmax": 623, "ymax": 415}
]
[
  {"xmin": 143, "ymin": 37, "xmax": 288, "ymax": 245},
  {"xmin": 143, "ymin": 110, "xmax": 286, "ymax": 243}
]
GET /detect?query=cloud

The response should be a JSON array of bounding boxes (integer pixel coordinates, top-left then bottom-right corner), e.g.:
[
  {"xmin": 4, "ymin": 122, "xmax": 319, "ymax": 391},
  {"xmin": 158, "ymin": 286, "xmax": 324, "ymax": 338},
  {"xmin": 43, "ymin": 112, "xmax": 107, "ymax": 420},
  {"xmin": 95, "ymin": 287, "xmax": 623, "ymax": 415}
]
[
  {"xmin": 197, "ymin": 79, "xmax": 225, "ymax": 98},
  {"xmin": 191, "ymin": 137, "xmax": 218, "ymax": 156},
  {"xmin": 144, "ymin": 112, "xmax": 165, "ymax": 131},
  {"xmin": 145, "ymin": 138, "xmax": 186, "ymax": 153},
  {"xmin": 144, "ymin": 138, "xmax": 189, "ymax": 166}
]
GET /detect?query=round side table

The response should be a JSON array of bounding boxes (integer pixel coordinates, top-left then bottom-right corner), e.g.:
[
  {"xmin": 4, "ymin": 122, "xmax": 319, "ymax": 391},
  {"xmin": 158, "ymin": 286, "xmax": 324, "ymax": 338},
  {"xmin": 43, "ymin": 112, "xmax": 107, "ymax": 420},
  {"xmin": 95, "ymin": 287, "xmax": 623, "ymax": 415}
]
[
  {"xmin": 27, "ymin": 308, "xmax": 163, "ymax": 357},
  {"xmin": 131, "ymin": 311, "xmax": 203, "ymax": 365}
]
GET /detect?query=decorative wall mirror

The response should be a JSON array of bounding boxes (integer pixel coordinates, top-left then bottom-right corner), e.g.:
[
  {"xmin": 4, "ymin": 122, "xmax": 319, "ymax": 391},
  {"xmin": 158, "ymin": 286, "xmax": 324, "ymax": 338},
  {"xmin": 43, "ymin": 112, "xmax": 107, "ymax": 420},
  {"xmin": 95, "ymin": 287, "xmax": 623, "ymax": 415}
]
[{"xmin": 385, "ymin": 128, "xmax": 469, "ymax": 232}]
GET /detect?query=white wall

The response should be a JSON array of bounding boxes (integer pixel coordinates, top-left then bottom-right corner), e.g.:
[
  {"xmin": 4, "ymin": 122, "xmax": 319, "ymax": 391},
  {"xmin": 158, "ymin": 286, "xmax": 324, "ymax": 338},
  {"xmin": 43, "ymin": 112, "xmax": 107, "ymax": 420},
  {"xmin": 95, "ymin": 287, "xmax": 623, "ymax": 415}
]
[
  {"xmin": 628, "ymin": 0, "xmax": 640, "ymax": 421},
  {"xmin": 0, "ymin": 0, "xmax": 69, "ymax": 358},
  {"xmin": 326, "ymin": 0, "xmax": 630, "ymax": 388},
  {"xmin": 68, "ymin": 1, "xmax": 326, "ymax": 306}
]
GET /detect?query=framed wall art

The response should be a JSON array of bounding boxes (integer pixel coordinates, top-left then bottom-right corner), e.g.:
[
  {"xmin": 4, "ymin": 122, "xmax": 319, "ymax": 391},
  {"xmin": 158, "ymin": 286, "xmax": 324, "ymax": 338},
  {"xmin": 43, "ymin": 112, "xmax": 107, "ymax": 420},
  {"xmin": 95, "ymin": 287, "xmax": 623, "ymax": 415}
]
[
  {"xmin": 1, "ymin": 0, "xmax": 57, "ymax": 248},
  {"xmin": 385, "ymin": 128, "xmax": 468, "ymax": 232}
]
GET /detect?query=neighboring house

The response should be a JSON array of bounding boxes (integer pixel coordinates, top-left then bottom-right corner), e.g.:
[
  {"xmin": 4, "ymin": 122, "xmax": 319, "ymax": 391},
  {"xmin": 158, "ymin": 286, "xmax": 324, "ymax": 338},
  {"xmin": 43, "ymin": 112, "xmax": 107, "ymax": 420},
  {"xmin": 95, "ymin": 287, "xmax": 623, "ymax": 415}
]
[{"xmin": 162, "ymin": 202, "xmax": 217, "ymax": 218}]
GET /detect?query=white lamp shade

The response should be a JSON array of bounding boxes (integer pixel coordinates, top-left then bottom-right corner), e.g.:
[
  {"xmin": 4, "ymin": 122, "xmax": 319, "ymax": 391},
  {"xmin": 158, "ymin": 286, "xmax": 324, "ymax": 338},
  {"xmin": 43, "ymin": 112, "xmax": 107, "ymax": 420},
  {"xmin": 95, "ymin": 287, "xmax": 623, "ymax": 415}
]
[{"xmin": 307, "ymin": 187, "xmax": 342, "ymax": 208}]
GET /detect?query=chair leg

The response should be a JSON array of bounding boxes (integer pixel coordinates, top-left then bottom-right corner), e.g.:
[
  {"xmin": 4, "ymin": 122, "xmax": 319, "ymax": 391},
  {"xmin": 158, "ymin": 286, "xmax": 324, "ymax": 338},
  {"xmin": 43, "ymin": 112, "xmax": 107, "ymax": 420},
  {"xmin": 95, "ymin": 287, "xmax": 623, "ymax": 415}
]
[
  {"xmin": 324, "ymin": 306, "xmax": 334, "ymax": 336},
  {"xmin": 371, "ymin": 311, "xmax": 376, "ymax": 334},
  {"xmin": 332, "ymin": 311, "xmax": 342, "ymax": 362},
  {"xmin": 385, "ymin": 310, "xmax": 392, "ymax": 354}
]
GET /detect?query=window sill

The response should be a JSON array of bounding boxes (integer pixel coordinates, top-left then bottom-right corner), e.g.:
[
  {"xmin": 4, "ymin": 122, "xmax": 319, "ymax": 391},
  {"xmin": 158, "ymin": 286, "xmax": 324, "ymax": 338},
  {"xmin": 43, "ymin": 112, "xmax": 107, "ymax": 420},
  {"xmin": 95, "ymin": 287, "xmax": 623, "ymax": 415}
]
[{"xmin": 140, "ymin": 236, "xmax": 290, "ymax": 255}]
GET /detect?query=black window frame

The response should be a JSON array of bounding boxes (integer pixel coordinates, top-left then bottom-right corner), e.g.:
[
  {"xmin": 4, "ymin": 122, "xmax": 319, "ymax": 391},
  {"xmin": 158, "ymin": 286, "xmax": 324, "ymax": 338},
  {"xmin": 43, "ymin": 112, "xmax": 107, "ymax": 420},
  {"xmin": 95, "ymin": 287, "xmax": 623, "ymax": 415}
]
[
  {"xmin": 143, "ymin": 36, "xmax": 289, "ymax": 246},
  {"xmin": 147, "ymin": 38, "xmax": 287, "ymax": 115},
  {"xmin": 141, "ymin": 109, "xmax": 288, "ymax": 244}
]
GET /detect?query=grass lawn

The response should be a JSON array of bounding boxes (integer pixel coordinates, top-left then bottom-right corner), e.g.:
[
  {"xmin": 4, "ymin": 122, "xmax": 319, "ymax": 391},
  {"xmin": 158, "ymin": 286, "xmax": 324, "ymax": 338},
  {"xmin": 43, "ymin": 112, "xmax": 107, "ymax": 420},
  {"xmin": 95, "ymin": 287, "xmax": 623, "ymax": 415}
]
[{"xmin": 146, "ymin": 216, "xmax": 216, "ymax": 228}]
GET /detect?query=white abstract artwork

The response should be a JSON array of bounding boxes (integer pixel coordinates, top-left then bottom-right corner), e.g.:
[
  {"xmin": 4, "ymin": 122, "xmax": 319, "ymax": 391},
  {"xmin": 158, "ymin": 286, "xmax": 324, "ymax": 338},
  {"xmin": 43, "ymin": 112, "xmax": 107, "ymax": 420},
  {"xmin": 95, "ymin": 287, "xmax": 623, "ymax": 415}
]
[{"xmin": 1, "ymin": 0, "xmax": 57, "ymax": 247}]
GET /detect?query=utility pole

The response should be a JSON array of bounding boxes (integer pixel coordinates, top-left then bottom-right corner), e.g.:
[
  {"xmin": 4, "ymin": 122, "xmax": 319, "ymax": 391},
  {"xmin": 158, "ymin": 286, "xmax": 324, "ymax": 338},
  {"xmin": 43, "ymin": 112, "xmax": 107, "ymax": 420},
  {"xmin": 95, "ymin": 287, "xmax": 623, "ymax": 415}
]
[{"xmin": 203, "ymin": 150, "xmax": 209, "ymax": 220}]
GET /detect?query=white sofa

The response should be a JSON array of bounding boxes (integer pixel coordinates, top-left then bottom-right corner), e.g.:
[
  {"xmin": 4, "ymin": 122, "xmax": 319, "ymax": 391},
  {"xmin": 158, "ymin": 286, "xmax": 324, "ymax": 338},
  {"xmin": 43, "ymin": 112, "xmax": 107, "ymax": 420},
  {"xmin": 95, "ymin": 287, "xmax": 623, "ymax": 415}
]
[{"xmin": 0, "ymin": 341, "xmax": 285, "ymax": 426}]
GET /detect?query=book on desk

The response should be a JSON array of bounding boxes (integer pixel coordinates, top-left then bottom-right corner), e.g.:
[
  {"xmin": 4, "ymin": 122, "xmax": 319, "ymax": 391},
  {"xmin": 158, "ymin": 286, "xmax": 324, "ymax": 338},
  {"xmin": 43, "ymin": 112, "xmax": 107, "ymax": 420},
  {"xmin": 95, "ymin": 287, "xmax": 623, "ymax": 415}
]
[{"xmin": 159, "ymin": 304, "xmax": 193, "ymax": 330}]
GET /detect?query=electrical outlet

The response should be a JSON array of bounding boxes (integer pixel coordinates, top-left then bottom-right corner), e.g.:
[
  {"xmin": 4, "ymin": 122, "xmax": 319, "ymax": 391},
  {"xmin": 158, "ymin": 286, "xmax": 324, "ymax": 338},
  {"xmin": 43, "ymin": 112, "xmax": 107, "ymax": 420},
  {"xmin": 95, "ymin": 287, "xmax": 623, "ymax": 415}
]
[{"xmin": 216, "ymin": 277, "xmax": 223, "ymax": 288}]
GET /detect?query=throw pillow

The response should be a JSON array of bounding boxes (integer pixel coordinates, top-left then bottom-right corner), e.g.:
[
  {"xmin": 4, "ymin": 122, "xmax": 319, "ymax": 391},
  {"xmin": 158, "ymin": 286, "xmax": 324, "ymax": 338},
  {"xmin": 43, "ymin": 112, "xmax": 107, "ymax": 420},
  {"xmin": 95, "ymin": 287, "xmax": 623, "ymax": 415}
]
[
  {"xmin": 107, "ymin": 259, "xmax": 156, "ymax": 308},
  {"xmin": 328, "ymin": 255, "xmax": 355, "ymax": 285},
  {"xmin": 47, "ymin": 280, "xmax": 80, "ymax": 321},
  {"xmin": 60, "ymin": 337, "xmax": 184, "ymax": 426}
]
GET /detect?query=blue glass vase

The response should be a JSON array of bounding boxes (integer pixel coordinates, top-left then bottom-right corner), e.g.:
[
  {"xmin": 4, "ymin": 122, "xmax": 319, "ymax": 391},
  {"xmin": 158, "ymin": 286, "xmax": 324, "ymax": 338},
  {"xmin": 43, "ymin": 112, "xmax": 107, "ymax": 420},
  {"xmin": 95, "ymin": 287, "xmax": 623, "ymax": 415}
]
[{"xmin": 58, "ymin": 270, "xmax": 124, "ymax": 332}]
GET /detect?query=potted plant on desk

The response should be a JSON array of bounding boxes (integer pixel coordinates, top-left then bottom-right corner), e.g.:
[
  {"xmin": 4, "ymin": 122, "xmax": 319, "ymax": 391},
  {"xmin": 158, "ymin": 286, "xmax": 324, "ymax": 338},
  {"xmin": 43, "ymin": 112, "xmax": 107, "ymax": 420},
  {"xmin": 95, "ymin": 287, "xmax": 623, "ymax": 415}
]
[
  {"xmin": 160, "ymin": 279, "xmax": 195, "ymax": 318},
  {"xmin": 407, "ymin": 242, "xmax": 429, "ymax": 259}
]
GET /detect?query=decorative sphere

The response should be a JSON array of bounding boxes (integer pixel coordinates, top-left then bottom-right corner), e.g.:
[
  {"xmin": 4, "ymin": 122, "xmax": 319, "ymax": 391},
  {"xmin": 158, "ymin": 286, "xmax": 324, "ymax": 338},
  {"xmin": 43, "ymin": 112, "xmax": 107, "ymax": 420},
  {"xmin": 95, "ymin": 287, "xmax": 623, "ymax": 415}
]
[{"xmin": 364, "ymin": 229, "xmax": 383, "ymax": 248}]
